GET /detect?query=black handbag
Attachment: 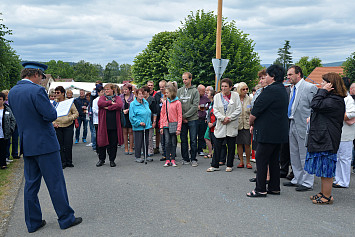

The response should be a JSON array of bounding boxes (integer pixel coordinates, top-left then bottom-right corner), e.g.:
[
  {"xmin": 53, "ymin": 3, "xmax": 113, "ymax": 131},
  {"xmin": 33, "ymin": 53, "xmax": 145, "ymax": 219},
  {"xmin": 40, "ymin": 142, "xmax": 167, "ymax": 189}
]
[
  {"xmin": 166, "ymin": 101, "xmax": 178, "ymax": 134},
  {"xmin": 120, "ymin": 110, "xmax": 126, "ymax": 127}
]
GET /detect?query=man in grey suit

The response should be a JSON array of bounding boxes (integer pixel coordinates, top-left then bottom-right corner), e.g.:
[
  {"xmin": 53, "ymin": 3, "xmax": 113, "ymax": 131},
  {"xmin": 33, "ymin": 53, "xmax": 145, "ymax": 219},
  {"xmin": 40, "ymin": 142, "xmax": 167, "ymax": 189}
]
[{"xmin": 283, "ymin": 65, "xmax": 318, "ymax": 191}]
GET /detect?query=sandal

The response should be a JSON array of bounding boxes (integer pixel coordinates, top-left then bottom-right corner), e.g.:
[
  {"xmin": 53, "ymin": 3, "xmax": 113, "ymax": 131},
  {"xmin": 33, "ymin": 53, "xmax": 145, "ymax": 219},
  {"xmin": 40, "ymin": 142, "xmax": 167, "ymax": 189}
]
[
  {"xmin": 237, "ymin": 163, "xmax": 244, "ymax": 168},
  {"xmin": 312, "ymin": 194, "xmax": 334, "ymax": 205},
  {"xmin": 246, "ymin": 190, "xmax": 267, "ymax": 198},
  {"xmin": 204, "ymin": 154, "xmax": 213, "ymax": 159},
  {"xmin": 225, "ymin": 167, "xmax": 233, "ymax": 172},
  {"xmin": 310, "ymin": 192, "xmax": 323, "ymax": 201},
  {"xmin": 207, "ymin": 167, "xmax": 220, "ymax": 172},
  {"xmin": 246, "ymin": 163, "xmax": 252, "ymax": 169}
]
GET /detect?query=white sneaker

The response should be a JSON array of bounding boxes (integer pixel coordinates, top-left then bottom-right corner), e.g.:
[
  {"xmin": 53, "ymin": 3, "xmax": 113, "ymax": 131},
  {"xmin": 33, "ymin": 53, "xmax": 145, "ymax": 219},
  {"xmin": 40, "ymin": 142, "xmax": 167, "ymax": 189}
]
[
  {"xmin": 191, "ymin": 161, "xmax": 198, "ymax": 167},
  {"xmin": 6, "ymin": 158, "xmax": 13, "ymax": 163},
  {"xmin": 86, "ymin": 143, "xmax": 93, "ymax": 147}
]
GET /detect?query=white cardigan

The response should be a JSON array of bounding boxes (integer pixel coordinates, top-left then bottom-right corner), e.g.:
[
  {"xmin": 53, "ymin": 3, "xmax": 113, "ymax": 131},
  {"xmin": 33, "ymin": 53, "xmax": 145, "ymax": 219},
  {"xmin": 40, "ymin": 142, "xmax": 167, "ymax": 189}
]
[
  {"xmin": 341, "ymin": 94, "xmax": 355, "ymax": 141},
  {"xmin": 213, "ymin": 91, "xmax": 242, "ymax": 138}
]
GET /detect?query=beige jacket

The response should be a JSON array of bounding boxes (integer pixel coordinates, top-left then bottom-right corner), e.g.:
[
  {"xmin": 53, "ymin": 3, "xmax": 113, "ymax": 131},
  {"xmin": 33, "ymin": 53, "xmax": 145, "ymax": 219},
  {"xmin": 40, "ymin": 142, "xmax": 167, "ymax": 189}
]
[
  {"xmin": 238, "ymin": 94, "xmax": 252, "ymax": 130},
  {"xmin": 53, "ymin": 103, "xmax": 79, "ymax": 127},
  {"xmin": 213, "ymin": 91, "xmax": 242, "ymax": 138}
]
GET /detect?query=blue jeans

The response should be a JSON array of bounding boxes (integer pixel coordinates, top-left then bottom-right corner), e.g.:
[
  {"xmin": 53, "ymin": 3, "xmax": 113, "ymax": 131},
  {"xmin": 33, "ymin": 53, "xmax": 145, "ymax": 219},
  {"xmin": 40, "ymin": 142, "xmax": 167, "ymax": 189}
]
[
  {"xmin": 75, "ymin": 116, "xmax": 88, "ymax": 140},
  {"xmin": 180, "ymin": 120, "xmax": 198, "ymax": 162},
  {"xmin": 88, "ymin": 118, "xmax": 96, "ymax": 150},
  {"xmin": 6, "ymin": 125, "xmax": 19, "ymax": 158}
]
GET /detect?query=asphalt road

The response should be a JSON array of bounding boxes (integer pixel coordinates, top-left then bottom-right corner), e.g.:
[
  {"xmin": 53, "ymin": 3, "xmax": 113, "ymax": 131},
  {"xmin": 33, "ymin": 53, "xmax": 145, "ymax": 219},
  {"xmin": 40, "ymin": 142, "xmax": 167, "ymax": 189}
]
[{"xmin": 5, "ymin": 136, "xmax": 355, "ymax": 237}]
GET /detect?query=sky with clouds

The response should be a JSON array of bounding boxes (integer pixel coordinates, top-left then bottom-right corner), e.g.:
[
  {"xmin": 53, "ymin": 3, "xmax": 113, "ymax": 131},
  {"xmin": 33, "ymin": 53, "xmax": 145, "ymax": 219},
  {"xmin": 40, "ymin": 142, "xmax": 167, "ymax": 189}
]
[{"xmin": 1, "ymin": 0, "xmax": 354, "ymax": 66}]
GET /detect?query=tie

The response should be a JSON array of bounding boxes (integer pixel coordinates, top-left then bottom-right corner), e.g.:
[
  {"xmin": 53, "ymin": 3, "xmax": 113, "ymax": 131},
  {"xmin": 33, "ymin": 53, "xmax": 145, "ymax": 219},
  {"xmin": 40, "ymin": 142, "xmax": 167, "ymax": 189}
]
[{"xmin": 288, "ymin": 87, "xmax": 296, "ymax": 118}]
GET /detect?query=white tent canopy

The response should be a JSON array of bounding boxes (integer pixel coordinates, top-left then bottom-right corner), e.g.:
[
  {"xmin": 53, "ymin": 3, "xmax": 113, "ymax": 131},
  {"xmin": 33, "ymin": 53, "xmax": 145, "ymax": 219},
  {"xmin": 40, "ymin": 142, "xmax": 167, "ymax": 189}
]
[{"xmin": 48, "ymin": 82, "xmax": 124, "ymax": 97}]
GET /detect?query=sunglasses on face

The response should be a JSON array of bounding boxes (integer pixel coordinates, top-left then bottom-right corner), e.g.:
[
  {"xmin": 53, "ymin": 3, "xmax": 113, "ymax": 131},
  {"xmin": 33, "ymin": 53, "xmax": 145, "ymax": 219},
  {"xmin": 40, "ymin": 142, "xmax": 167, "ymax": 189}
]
[
  {"xmin": 242, "ymin": 88, "xmax": 249, "ymax": 91},
  {"xmin": 55, "ymin": 91, "xmax": 61, "ymax": 94}
]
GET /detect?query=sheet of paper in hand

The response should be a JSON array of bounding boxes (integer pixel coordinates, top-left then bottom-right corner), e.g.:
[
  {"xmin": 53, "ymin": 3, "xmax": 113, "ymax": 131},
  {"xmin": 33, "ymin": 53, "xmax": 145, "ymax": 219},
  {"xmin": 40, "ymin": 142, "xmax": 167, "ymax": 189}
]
[{"xmin": 55, "ymin": 98, "xmax": 74, "ymax": 117}]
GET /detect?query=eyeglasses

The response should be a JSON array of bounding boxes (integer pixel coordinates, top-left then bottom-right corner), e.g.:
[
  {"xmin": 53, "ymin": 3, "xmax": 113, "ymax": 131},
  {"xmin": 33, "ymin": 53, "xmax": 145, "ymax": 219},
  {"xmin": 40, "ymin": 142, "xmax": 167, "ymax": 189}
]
[
  {"xmin": 54, "ymin": 91, "xmax": 61, "ymax": 94},
  {"xmin": 242, "ymin": 88, "xmax": 249, "ymax": 91}
]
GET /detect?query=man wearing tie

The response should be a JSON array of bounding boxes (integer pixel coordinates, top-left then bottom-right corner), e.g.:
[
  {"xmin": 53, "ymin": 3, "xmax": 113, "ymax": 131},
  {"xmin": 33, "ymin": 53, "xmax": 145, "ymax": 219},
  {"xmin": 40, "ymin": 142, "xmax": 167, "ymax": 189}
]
[
  {"xmin": 9, "ymin": 62, "xmax": 82, "ymax": 233},
  {"xmin": 283, "ymin": 66, "xmax": 318, "ymax": 191}
]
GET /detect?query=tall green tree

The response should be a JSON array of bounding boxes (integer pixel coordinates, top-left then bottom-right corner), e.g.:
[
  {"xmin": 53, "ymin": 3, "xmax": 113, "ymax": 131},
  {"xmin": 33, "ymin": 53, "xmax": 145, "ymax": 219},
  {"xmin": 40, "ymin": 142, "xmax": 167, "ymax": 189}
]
[
  {"xmin": 132, "ymin": 31, "xmax": 177, "ymax": 87},
  {"xmin": 167, "ymin": 10, "xmax": 260, "ymax": 88},
  {"xmin": 0, "ymin": 14, "xmax": 21, "ymax": 90},
  {"xmin": 343, "ymin": 52, "xmax": 355, "ymax": 81},
  {"xmin": 119, "ymin": 63, "xmax": 132, "ymax": 83},
  {"xmin": 73, "ymin": 60, "xmax": 101, "ymax": 82},
  {"xmin": 103, "ymin": 60, "xmax": 120, "ymax": 83},
  {"xmin": 295, "ymin": 56, "xmax": 322, "ymax": 78},
  {"xmin": 274, "ymin": 40, "xmax": 293, "ymax": 73},
  {"xmin": 45, "ymin": 60, "xmax": 74, "ymax": 79}
]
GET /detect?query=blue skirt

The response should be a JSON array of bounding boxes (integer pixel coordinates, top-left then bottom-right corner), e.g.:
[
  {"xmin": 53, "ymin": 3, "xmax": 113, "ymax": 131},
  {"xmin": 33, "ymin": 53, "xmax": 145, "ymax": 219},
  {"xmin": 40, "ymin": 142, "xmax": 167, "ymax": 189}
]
[{"xmin": 304, "ymin": 151, "xmax": 337, "ymax": 178}]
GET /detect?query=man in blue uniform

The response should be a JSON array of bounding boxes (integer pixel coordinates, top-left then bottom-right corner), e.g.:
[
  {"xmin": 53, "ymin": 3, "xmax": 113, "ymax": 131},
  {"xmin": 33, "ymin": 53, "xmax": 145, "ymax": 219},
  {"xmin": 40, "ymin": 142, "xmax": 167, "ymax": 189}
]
[{"xmin": 8, "ymin": 62, "xmax": 82, "ymax": 233}]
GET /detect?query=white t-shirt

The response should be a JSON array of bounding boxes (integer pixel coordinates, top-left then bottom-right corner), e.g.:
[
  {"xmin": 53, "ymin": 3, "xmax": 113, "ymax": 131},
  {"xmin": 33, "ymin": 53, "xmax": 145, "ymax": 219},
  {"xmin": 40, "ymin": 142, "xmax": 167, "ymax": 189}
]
[
  {"xmin": 92, "ymin": 97, "xmax": 100, "ymax": 125},
  {"xmin": 0, "ymin": 109, "xmax": 4, "ymax": 138}
]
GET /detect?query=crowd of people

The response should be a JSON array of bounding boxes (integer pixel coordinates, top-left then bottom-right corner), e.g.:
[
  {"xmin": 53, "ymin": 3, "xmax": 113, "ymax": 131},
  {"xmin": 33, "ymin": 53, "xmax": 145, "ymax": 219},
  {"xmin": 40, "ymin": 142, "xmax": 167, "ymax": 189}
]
[{"xmin": 1, "ymin": 61, "xmax": 355, "ymax": 232}]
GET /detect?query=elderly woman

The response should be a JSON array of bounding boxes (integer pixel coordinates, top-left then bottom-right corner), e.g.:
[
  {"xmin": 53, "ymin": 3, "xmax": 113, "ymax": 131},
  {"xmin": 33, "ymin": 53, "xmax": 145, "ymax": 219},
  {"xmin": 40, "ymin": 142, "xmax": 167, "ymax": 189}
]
[
  {"xmin": 235, "ymin": 82, "xmax": 252, "ymax": 169},
  {"xmin": 129, "ymin": 88, "xmax": 152, "ymax": 163},
  {"xmin": 207, "ymin": 78, "xmax": 241, "ymax": 172},
  {"xmin": 247, "ymin": 65, "xmax": 289, "ymax": 197},
  {"xmin": 306, "ymin": 73, "xmax": 347, "ymax": 204},
  {"xmin": 0, "ymin": 92, "xmax": 16, "ymax": 169},
  {"xmin": 96, "ymin": 83, "xmax": 124, "ymax": 167},
  {"xmin": 52, "ymin": 86, "xmax": 79, "ymax": 169},
  {"xmin": 120, "ymin": 83, "xmax": 135, "ymax": 155}
]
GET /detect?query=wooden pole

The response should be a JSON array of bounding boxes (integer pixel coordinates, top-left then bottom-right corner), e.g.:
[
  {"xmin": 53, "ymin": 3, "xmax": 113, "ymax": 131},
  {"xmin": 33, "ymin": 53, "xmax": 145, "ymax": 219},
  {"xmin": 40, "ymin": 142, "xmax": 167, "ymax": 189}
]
[{"xmin": 215, "ymin": 0, "xmax": 223, "ymax": 92}]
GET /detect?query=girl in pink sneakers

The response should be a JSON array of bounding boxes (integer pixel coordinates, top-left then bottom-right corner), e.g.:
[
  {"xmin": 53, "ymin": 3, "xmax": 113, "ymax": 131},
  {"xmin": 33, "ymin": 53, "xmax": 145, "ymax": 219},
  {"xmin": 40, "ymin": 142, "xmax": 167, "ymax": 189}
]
[{"xmin": 160, "ymin": 82, "xmax": 182, "ymax": 167}]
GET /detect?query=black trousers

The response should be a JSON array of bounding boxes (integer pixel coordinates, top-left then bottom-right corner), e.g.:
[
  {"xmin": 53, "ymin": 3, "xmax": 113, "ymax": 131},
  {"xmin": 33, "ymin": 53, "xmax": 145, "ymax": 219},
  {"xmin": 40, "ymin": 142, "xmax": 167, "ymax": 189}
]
[
  {"xmin": 279, "ymin": 142, "xmax": 290, "ymax": 175},
  {"xmin": 163, "ymin": 128, "xmax": 177, "ymax": 161},
  {"xmin": 0, "ymin": 138, "xmax": 8, "ymax": 167},
  {"xmin": 55, "ymin": 123, "xmax": 74, "ymax": 165},
  {"xmin": 133, "ymin": 130, "xmax": 149, "ymax": 159},
  {"xmin": 212, "ymin": 136, "xmax": 235, "ymax": 168},
  {"xmin": 255, "ymin": 142, "xmax": 281, "ymax": 193},
  {"xmin": 98, "ymin": 129, "xmax": 118, "ymax": 162}
]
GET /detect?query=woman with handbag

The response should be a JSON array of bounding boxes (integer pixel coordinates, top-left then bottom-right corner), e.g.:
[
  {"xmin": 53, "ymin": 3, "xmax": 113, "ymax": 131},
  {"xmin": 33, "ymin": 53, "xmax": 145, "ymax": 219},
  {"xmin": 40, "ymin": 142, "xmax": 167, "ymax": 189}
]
[
  {"xmin": 52, "ymin": 86, "xmax": 79, "ymax": 169},
  {"xmin": 160, "ymin": 82, "xmax": 182, "ymax": 167},
  {"xmin": 129, "ymin": 88, "xmax": 152, "ymax": 163}
]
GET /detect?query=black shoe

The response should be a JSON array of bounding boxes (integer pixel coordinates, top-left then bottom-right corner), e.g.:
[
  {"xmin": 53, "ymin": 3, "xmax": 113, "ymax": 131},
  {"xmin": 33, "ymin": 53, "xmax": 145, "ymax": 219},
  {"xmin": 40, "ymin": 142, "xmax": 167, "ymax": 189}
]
[
  {"xmin": 154, "ymin": 148, "xmax": 160, "ymax": 154},
  {"xmin": 62, "ymin": 164, "xmax": 67, "ymax": 169},
  {"xmin": 283, "ymin": 181, "xmax": 297, "ymax": 187},
  {"xmin": 110, "ymin": 161, "xmax": 116, "ymax": 167},
  {"xmin": 13, "ymin": 155, "xmax": 21, "ymax": 159},
  {"xmin": 286, "ymin": 172, "xmax": 294, "ymax": 180},
  {"xmin": 267, "ymin": 190, "xmax": 281, "ymax": 195},
  {"xmin": 96, "ymin": 160, "xmax": 105, "ymax": 167},
  {"xmin": 295, "ymin": 185, "xmax": 313, "ymax": 192},
  {"xmin": 332, "ymin": 183, "xmax": 346, "ymax": 188},
  {"xmin": 254, "ymin": 169, "xmax": 257, "ymax": 174},
  {"xmin": 249, "ymin": 177, "xmax": 257, "ymax": 182},
  {"xmin": 63, "ymin": 217, "xmax": 82, "ymax": 229},
  {"xmin": 160, "ymin": 157, "xmax": 166, "ymax": 161},
  {"xmin": 66, "ymin": 164, "xmax": 74, "ymax": 168},
  {"xmin": 28, "ymin": 220, "xmax": 46, "ymax": 233}
]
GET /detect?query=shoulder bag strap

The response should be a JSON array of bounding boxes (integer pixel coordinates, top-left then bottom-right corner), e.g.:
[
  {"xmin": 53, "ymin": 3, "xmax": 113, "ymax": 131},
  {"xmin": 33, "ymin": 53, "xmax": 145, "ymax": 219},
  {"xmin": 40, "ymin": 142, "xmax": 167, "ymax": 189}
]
[{"xmin": 166, "ymin": 100, "xmax": 169, "ymax": 123}]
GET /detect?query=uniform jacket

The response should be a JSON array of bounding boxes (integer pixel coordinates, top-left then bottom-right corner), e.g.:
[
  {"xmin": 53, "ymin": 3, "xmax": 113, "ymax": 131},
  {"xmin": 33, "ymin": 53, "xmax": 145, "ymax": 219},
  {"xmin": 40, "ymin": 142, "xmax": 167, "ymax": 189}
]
[
  {"xmin": 159, "ymin": 97, "xmax": 182, "ymax": 131},
  {"xmin": 177, "ymin": 85, "xmax": 200, "ymax": 121},
  {"xmin": 213, "ymin": 91, "xmax": 242, "ymax": 138},
  {"xmin": 238, "ymin": 94, "xmax": 252, "ymax": 130},
  {"xmin": 289, "ymin": 79, "xmax": 318, "ymax": 139},
  {"xmin": 53, "ymin": 102, "xmax": 79, "ymax": 127},
  {"xmin": 307, "ymin": 89, "xmax": 345, "ymax": 153},
  {"xmin": 8, "ymin": 80, "xmax": 60, "ymax": 156},
  {"xmin": 251, "ymin": 81, "xmax": 289, "ymax": 144},
  {"xmin": 97, "ymin": 95, "xmax": 124, "ymax": 146},
  {"xmin": 1, "ymin": 104, "xmax": 16, "ymax": 139},
  {"xmin": 129, "ymin": 98, "xmax": 152, "ymax": 131}
]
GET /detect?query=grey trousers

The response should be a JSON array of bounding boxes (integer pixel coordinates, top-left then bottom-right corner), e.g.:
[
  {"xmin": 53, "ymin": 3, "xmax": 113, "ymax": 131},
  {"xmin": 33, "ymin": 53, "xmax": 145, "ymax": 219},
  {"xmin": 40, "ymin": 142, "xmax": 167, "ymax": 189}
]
[
  {"xmin": 289, "ymin": 120, "xmax": 314, "ymax": 188},
  {"xmin": 133, "ymin": 130, "xmax": 149, "ymax": 159}
]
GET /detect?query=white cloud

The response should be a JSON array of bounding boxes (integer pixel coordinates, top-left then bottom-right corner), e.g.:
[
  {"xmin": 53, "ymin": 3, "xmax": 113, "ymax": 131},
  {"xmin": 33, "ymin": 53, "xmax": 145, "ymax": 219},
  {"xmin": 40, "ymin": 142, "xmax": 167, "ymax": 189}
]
[{"xmin": 1, "ymin": 0, "xmax": 354, "ymax": 66}]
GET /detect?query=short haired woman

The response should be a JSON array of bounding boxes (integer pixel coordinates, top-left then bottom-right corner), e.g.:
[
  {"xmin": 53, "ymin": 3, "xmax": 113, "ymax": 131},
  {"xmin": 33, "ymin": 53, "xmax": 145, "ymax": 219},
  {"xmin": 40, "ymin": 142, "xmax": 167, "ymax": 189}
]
[{"xmin": 52, "ymin": 86, "xmax": 79, "ymax": 169}]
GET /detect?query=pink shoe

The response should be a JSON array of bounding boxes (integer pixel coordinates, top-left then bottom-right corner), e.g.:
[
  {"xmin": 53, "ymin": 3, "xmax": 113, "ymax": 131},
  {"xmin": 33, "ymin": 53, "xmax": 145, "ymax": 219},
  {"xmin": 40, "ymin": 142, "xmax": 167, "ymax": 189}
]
[
  {"xmin": 163, "ymin": 160, "xmax": 170, "ymax": 167},
  {"xmin": 171, "ymin": 160, "xmax": 177, "ymax": 167}
]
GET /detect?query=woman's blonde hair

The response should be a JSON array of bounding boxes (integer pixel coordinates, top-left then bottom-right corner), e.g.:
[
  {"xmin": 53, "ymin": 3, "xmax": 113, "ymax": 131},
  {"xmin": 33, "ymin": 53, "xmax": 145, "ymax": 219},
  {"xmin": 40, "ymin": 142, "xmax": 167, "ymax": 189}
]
[{"xmin": 236, "ymin": 82, "xmax": 249, "ymax": 95}]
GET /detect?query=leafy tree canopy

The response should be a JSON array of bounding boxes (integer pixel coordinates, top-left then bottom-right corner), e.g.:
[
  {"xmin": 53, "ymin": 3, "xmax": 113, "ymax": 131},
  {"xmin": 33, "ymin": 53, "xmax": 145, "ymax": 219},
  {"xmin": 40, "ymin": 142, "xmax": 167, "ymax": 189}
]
[
  {"xmin": 274, "ymin": 40, "xmax": 293, "ymax": 73},
  {"xmin": 45, "ymin": 60, "xmax": 74, "ymax": 79},
  {"xmin": 295, "ymin": 56, "xmax": 322, "ymax": 78},
  {"xmin": 343, "ymin": 52, "xmax": 355, "ymax": 82}
]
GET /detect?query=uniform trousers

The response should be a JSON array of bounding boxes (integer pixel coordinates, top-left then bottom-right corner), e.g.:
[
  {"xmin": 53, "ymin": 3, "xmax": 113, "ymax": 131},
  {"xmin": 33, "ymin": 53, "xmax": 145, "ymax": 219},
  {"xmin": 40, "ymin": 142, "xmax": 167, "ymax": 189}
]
[
  {"xmin": 23, "ymin": 151, "xmax": 75, "ymax": 232},
  {"xmin": 289, "ymin": 120, "xmax": 314, "ymax": 188},
  {"xmin": 334, "ymin": 141, "xmax": 353, "ymax": 187}
]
